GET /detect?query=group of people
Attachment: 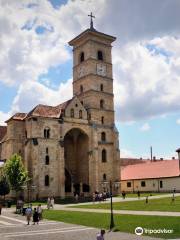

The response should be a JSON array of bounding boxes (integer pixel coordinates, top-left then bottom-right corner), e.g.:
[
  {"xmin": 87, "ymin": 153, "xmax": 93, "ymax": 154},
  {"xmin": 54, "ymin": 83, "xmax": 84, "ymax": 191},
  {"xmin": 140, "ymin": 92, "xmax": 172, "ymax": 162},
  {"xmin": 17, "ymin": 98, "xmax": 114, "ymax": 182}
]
[
  {"xmin": 25, "ymin": 204, "xmax": 43, "ymax": 225},
  {"xmin": 92, "ymin": 191, "xmax": 109, "ymax": 203},
  {"xmin": 47, "ymin": 197, "xmax": 55, "ymax": 209}
]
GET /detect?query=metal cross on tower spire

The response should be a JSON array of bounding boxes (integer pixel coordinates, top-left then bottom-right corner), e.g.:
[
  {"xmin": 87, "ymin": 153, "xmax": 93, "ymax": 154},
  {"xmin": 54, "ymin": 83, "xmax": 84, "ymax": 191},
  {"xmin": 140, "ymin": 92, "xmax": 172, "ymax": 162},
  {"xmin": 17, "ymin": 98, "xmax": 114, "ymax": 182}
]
[{"xmin": 88, "ymin": 12, "xmax": 95, "ymax": 30}]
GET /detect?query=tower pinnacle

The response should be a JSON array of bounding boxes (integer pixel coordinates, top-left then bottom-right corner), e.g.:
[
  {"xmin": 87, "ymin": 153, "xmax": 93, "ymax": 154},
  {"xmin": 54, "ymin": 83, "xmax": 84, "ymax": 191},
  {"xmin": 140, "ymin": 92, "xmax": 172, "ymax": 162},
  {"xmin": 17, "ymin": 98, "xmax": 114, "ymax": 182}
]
[{"xmin": 88, "ymin": 12, "xmax": 95, "ymax": 30}]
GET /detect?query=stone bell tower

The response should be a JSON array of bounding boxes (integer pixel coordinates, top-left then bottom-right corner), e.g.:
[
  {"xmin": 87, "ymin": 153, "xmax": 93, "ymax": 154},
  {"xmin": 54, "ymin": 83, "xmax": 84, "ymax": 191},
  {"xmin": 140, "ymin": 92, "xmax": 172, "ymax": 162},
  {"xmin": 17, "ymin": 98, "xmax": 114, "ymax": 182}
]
[
  {"xmin": 69, "ymin": 14, "xmax": 116, "ymax": 127},
  {"xmin": 69, "ymin": 14, "xmax": 120, "ymax": 193}
]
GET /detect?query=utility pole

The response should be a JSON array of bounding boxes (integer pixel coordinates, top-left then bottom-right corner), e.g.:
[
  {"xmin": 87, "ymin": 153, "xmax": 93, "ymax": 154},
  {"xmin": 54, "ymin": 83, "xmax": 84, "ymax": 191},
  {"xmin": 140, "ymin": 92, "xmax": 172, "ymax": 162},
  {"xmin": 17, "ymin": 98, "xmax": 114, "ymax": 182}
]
[{"xmin": 150, "ymin": 146, "xmax": 153, "ymax": 161}]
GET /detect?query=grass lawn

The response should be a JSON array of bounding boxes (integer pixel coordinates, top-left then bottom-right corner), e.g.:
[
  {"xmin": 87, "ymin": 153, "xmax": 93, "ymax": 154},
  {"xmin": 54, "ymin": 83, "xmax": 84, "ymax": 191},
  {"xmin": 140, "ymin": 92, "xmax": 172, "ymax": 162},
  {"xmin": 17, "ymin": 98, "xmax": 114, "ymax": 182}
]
[
  {"xmin": 43, "ymin": 210, "xmax": 180, "ymax": 239},
  {"xmin": 72, "ymin": 196, "xmax": 180, "ymax": 212}
]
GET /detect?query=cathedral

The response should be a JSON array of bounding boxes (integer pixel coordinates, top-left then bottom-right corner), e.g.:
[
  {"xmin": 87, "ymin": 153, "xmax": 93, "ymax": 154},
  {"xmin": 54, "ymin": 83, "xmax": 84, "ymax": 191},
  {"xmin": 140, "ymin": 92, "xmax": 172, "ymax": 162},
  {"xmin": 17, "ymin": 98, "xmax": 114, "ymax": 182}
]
[{"xmin": 0, "ymin": 17, "xmax": 120, "ymax": 199}]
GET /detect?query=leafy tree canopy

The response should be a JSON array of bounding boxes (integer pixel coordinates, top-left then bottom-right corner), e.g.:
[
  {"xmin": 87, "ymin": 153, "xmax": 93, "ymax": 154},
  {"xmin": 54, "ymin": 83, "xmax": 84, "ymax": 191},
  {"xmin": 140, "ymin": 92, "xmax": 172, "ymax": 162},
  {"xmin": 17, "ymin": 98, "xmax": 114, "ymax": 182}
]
[
  {"xmin": 0, "ymin": 173, "xmax": 10, "ymax": 197},
  {"xmin": 4, "ymin": 154, "xmax": 29, "ymax": 193}
]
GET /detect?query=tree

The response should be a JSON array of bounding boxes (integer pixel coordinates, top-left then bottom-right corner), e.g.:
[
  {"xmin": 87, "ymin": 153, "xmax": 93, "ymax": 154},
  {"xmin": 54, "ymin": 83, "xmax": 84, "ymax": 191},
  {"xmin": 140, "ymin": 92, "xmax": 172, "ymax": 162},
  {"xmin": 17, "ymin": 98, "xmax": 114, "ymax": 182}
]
[
  {"xmin": 0, "ymin": 174, "xmax": 10, "ymax": 202},
  {"xmin": 4, "ymin": 154, "xmax": 29, "ymax": 198}
]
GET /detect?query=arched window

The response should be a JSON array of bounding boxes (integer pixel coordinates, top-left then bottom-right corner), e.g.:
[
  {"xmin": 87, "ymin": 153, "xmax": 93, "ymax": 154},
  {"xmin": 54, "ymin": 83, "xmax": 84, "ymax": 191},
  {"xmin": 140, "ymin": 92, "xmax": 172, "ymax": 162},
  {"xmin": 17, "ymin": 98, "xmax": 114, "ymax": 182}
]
[
  {"xmin": 102, "ymin": 149, "xmax": 107, "ymax": 162},
  {"xmin": 80, "ymin": 52, "xmax": 84, "ymax": 62},
  {"xmin": 80, "ymin": 85, "xmax": 83, "ymax": 93},
  {"xmin": 100, "ymin": 84, "xmax": 104, "ymax": 92},
  {"xmin": 103, "ymin": 173, "xmax": 107, "ymax": 181},
  {"xmin": 101, "ymin": 116, "xmax": 104, "ymax": 124},
  {"xmin": 44, "ymin": 128, "xmax": 50, "ymax": 139},
  {"xmin": 97, "ymin": 50, "xmax": 103, "ymax": 60},
  {"xmin": 45, "ymin": 155, "xmax": 49, "ymax": 165},
  {"xmin": 45, "ymin": 175, "xmax": 49, "ymax": 186},
  {"xmin": 79, "ymin": 110, "xmax": 82, "ymax": 119},
  {"xmin": 70, "ymin": 108, "xmax": 74, "ymax": 118},
  {"xmin": 101, "ymin": 132, "xmax": 106, "ymax": 141},
  {"xmin": 100, "ymin": 99, "xmax": 104, "ymax": 109}
]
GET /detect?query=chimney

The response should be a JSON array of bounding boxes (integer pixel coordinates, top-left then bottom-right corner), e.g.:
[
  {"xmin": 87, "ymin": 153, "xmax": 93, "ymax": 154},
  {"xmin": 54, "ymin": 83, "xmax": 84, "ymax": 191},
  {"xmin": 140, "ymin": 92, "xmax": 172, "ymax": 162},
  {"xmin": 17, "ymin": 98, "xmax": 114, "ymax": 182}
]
[{"xmin": 153, "ymin": 156, "xmax": 156, "ymax": 161}]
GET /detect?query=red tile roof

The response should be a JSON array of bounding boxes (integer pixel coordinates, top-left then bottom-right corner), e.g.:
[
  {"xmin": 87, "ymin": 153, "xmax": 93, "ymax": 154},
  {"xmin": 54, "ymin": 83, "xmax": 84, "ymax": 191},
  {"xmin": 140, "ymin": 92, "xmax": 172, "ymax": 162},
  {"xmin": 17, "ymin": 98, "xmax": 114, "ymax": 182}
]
[
  {"xmin": 6, "ymin": 113, "xmax": 27, "ymax": 123},
  {"xmin": 121, "ymin": 160, "xmax": 180, "ymax": 180},
  {"xmin": 0, "ymin": 126, "xmax": 7, "ymax": 141},
  {"xmin": 27, "ymin": 99, "xmax": 72, "ymax": 118},
  {"xmin": 27, "ymin": 104, "xmax": 62, "ymax": 118},
  {"xmin": 4, "ymin": 99, "xmax": 72, "ymax": 124}
]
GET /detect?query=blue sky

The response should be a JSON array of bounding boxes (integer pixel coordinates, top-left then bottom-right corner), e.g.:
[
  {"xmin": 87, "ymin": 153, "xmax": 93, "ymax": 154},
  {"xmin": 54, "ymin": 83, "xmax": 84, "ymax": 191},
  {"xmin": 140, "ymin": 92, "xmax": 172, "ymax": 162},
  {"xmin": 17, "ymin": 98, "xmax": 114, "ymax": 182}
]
[{"xmin": 0, "ymin": 0, "xmax": 180, "ymax": 159}]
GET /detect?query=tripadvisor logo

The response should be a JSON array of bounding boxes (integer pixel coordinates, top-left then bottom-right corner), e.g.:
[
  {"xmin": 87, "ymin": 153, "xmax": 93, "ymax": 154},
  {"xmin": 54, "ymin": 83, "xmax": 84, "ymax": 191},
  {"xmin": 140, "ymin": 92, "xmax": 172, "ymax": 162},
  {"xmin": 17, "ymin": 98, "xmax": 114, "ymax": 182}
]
[
  {"xmin": 135, "ymin": 227, "xmax": 143, "ymax": 235},
  {"xmin": 135, "ymin": 227, "xmax": 173, "ymax": 236}
]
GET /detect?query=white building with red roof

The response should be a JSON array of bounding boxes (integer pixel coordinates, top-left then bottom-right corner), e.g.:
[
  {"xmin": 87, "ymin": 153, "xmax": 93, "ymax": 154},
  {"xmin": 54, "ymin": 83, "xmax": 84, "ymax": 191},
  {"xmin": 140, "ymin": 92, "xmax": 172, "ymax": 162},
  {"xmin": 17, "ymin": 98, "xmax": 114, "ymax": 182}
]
[{"xmin": 121, "ymin": 157, "xmax": 180, "ymax": 192}]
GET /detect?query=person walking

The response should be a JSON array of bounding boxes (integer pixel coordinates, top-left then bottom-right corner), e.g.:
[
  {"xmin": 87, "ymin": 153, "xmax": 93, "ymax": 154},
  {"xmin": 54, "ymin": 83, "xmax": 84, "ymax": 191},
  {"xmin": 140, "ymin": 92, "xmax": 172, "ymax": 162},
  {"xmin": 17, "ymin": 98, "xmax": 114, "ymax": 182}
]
[
  {"xmin": 92, "ymin": 192, "xmax": 96, "ymax": 204},
  {"xmin": 97, "ymin": 229, "xmax": 105, "ymax": 240},
  {"xmin": 50, "ymin": 197, "xmax": 54, "ymax": 209},
  {"xmin": 25, "ymin": 204, "xmax": 32, "ymax": 225},
  {"xmin": 33, "ymin": 208, "xmax": 39, "ymax": 225},
  {"xmin": 47, "ymin": 197, "xmax": 51, "ymax": 210},
  {"xmin": 37, "ymin": 204, "xmax": 43, "ymax": 221},
  {"xmin": 0, "ymin": 202, "xmax": 2, "ymax": 215},
  {"xmin": 137, "ymin": 190, "xmax": 140, "ymax": 199}
]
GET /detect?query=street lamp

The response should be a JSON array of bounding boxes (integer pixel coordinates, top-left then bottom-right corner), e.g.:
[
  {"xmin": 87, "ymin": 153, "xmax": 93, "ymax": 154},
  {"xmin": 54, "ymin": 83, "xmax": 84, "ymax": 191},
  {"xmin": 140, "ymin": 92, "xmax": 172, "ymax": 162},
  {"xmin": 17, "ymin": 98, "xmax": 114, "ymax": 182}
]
[
  {"xmin": 22, "ymin": 184, "xmax": 36, "ymax": 203},
  {"xmin": 109, "ymin": 180, "xmax": 115, "ymax": 230},
  {"xmin": 101, "ymin": 180, "xmax": 120, "ymax": 231}
]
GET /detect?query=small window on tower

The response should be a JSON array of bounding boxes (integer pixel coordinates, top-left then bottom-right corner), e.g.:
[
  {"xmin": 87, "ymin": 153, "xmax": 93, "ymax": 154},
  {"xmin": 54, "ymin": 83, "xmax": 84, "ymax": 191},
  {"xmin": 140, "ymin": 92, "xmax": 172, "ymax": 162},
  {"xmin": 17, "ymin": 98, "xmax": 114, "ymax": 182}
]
[
  {"xmin": 100, "ymin": 84, "xmax": 104, "ymax": 92},
  {"xmin": 80, "ymin": 85, "xmax": 83, "ymax": 93},
  {"xmin": 45, "ymin": 155, "xmax": 49, "ymax": 165},
  {"xmin": 102, "ymin": 149, "xmax": 107, "ymax": 162},
  {"xmin": 101, "ymin": 132, "xmax": 106, "ymax": 141},
  {"xmin": 45, "ymin": 175, "xmax": 49, "ymax": 186},
  {"xmin": 97, "ymin": 50, "xmax": 103, "ymax": 60},
  {"xmin": 100, "ymin": 99, "xmax": 104, "ymax": 109},
  {"xmin": 103, "ymin": 173, "xmax": 107, "ymax": 181},
  {"xmin": 101, "ymin": 116, "xmax": 104, "ymax": 124},
  {"xmin": 80, "ymin": 52, "xmax": 84, "ymax": 62},
  {"xmin": 46, "ymin": 147, "xmax": 49, "ymax": 154}
]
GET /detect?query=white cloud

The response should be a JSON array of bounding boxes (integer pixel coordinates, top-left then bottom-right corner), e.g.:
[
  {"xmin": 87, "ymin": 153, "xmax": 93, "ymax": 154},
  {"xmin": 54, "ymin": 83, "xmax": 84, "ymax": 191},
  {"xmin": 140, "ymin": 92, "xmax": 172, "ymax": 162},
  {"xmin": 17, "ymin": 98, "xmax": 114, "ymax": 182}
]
[
  {"xmin": 120, "ymin": 148, "xmax": 136, "ymax": 158},
  {"xmin": 176, "ymin": 119, "xmax": 180, "ymax": 125},
  {"xmin": 114, "ymin": 38, "xmax": 180, "ymax": 122},
  {"xmin": 11, "ymin": 78, "xmax": 73, "ymax": 114},
  {"xmin": 140, "ymin": 123, "xmax": 150, "ymax": 132},
  {"xmin": 0, "ymin": 0, "xmax": 180, "ymax": 124},
  {"xmin": 0, "ymin": 0, "xmax": 106, "ymax": 86},
  {"xmin": 0, "ymin": 111, "xmax": 11, "ymax": 125}
]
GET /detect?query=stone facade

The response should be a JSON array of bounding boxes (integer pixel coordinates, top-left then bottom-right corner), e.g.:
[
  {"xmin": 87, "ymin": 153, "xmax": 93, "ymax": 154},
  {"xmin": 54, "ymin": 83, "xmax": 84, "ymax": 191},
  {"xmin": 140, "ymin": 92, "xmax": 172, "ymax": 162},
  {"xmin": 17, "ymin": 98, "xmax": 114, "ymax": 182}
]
[{"xmin": 0, "ymin": 27, "xmax": 120, "ymax": 199}]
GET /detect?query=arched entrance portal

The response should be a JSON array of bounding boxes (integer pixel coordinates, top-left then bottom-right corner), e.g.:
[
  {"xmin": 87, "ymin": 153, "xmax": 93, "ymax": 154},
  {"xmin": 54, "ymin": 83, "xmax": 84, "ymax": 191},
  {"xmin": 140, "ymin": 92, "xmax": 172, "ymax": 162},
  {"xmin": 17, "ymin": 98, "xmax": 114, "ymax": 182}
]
[{"xmin": 64, "ymin": 128, "xmax": 89, "ymax": 195}]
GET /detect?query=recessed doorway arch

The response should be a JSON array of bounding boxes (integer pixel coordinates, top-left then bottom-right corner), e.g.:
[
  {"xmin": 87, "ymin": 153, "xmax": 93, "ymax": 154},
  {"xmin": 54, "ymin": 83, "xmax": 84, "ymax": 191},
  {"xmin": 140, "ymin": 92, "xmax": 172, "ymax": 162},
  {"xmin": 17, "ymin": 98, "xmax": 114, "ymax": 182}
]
[{"xmin": 64, "ymin": 128, "xmax": 89, "ymax": 195}]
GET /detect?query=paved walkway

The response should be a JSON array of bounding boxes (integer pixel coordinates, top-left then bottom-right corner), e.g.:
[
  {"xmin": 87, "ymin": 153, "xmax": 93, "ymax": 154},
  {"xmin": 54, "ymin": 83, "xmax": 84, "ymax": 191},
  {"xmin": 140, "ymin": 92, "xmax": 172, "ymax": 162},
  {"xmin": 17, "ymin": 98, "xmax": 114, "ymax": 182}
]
[
  {"xmin": 0, "ymin": 209, "xmax": 161, "ymax": 240},
  {"xmin": 54, "ymin": 206, "xmax": 180, "ymax": 217}
]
